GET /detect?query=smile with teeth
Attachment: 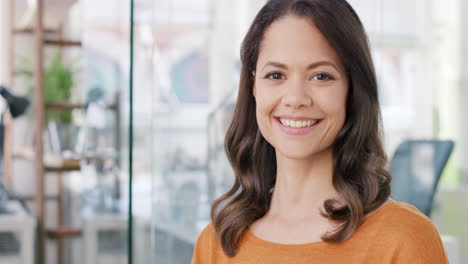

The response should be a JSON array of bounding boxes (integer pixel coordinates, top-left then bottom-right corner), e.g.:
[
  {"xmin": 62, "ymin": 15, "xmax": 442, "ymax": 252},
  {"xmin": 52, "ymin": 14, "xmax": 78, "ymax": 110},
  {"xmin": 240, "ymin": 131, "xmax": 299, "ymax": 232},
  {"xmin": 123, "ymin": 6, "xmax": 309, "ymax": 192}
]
[{"xmin": 279, "ymin": 118, "xmax": 320, "ymax": 128}]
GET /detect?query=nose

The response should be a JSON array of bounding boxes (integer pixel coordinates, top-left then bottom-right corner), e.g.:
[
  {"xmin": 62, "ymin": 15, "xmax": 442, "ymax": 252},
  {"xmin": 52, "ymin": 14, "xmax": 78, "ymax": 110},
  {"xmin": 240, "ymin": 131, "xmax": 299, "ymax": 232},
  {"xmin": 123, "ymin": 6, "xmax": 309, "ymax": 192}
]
[{"xmin": 283, "ymin": 79, "xmax": 312, "ymax": 109}]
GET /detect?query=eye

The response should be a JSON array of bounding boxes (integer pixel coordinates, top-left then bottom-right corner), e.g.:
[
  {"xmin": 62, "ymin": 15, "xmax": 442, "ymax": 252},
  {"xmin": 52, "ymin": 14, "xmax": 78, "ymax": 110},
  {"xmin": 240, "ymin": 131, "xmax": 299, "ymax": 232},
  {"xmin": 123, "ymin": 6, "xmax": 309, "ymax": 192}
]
[
  {"xmin": 265, "ymin": 72, "xmax": 285, "ymax": 80},
  {"xmin": 312, "ymin": 73, "xmax": 335, "ymax": 81}
]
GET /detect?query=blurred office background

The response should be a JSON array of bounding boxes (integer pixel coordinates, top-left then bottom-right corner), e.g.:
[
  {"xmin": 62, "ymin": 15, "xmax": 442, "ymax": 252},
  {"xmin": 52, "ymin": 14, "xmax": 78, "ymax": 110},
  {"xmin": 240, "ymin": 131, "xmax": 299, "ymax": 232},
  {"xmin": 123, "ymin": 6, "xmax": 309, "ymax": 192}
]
[{"xmin": 0, "ymin": 0, "xmax": 467, "ymax": 263}]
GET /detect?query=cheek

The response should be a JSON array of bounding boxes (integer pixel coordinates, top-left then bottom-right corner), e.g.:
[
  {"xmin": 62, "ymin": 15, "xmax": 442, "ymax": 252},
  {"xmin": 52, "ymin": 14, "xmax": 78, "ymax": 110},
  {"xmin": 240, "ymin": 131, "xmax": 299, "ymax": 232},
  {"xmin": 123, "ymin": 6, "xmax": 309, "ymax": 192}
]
[
  {"xmin": 255, "ymin": 104, "xmax": 273, "ymax": 146},
  {"xmin": 329, "ymin": 96, "xmax": 347, "ymax": 121},
  {"xmin": 255, "ymin": 98, "xmax": 272, "ymax": 132},
  {"xmin": 254, "ymin": 87, "xmax": 278, "ymax": 140},
  {"xmin": 254, "ymin": 85, "xmax": 276, "ymax": 114},
  {"xmin": 319, "ymin": 87, "xmax": 347, "ymax": 126}
]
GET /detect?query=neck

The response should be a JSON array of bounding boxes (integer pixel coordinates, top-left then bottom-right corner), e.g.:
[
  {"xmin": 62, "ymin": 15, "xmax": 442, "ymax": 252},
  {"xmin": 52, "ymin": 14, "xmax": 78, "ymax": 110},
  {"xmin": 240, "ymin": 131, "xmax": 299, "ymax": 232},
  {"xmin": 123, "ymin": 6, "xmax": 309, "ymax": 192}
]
[{"xmin": 268, "ymin": 148, "xmax": 342, "ymax": 221}]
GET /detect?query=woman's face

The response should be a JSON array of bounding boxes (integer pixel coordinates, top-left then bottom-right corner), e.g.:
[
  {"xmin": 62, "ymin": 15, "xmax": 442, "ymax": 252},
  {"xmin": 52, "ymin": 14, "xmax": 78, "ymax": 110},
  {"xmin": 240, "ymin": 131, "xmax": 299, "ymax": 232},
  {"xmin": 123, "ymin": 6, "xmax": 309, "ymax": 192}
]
[{"xmin": 253, "ymin": 15, "xmax": 348, "ymax": 160}]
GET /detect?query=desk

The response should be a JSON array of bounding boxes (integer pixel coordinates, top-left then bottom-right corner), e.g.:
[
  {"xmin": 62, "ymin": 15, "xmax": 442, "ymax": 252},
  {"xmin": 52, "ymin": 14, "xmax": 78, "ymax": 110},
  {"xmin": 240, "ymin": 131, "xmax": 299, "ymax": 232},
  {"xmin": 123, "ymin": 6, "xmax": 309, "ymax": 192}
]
[
  {"xmin": 0, "ymin": 201, "xmax": 36, "ymax": 264},
  {"xmin": 82, "ymin": 210, "xmax": 127, "ymax": 264}
]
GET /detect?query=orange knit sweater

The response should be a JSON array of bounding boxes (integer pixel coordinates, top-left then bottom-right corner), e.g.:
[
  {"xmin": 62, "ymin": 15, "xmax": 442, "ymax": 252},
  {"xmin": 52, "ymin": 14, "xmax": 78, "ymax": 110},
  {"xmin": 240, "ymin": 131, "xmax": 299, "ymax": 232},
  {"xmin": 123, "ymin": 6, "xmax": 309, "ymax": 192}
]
[{"xmin": 191, "ymin": 200, "xmax": 448, "ymax": 264}]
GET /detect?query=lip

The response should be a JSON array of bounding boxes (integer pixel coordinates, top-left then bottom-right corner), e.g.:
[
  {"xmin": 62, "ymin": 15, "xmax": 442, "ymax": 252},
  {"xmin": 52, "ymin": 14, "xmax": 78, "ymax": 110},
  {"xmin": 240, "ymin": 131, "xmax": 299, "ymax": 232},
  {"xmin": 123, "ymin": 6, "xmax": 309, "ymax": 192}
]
[
  {"xmin": 275, "ymin": 115, "xmax": 321, "ymax": 121},
  {"xmin": 274, "ymin": 117, "xmax": 322, "ymax": 135}
]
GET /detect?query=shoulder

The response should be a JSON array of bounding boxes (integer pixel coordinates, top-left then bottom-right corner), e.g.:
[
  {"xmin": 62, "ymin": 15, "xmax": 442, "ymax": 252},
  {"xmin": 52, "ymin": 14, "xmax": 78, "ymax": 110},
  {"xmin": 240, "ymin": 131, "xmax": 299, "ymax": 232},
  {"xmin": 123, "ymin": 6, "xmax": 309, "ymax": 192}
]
[
  {"xmin": 366, "ymin": 200, "xmax": 448, "ymax": 263},
  {"xmin": 360, "ymin": 200, "xmax": 439, "ymax": 244},
  {"xmin": 191, "ymin": 223, "xmax": 219, "ymax": 264},
  {"xmin": 194, "ymin": 222, "xmax": 216, "ymax": 248},
  {"xmin": 380, "ymin": 201, "xmax": 440, "ymax": 236},
  {"xmin": 202, "ymin": 223, "xmax": 216, "ymax": 238}
]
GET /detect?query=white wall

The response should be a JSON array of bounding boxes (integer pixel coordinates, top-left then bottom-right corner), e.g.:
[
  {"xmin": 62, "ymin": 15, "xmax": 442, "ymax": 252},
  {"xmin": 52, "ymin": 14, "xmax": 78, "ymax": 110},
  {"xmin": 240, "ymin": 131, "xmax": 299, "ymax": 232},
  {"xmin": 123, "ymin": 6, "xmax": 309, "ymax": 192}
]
[
  {"xmin": 459, "ymin": 0, "xmax": 468, "ymax": 184},
  {"xmin": 0, "ymin": 0, "xmax": 11, "ymax": 85}
]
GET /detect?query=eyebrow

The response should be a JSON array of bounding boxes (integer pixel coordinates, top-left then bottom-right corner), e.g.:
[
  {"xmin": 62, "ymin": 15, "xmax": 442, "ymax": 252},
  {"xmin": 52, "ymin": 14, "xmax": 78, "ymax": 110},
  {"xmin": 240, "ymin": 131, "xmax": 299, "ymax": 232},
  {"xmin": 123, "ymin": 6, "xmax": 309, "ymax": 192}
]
[{"xmin": 262, "ymin": 60, "xmax": 340, "ymax": 72}]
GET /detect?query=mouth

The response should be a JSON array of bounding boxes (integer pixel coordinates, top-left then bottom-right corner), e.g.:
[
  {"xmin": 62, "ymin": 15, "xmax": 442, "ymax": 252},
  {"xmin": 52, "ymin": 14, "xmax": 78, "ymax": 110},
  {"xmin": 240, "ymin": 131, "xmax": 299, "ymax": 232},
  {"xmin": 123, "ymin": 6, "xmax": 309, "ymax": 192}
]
[{"xmin": 274, "ymin": 116, "xmax": 323, "ymax": 135}]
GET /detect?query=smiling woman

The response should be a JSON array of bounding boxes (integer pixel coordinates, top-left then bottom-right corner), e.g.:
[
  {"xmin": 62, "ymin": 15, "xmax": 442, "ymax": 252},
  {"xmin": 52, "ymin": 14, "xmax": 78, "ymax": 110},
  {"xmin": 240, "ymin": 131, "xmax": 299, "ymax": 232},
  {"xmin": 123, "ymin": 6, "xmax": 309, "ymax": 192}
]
[{"xmin": 191, "ymin": 0, "xmax": 449, "ymax": 263}]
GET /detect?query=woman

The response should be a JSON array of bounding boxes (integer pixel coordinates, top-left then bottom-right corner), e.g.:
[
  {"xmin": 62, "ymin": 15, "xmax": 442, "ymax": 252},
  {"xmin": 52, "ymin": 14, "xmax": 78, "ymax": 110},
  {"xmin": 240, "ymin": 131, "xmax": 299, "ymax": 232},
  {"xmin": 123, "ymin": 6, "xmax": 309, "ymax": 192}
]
[{"xmin": 192, "ymin": 0, "xmax": 448, "ymax": 263}]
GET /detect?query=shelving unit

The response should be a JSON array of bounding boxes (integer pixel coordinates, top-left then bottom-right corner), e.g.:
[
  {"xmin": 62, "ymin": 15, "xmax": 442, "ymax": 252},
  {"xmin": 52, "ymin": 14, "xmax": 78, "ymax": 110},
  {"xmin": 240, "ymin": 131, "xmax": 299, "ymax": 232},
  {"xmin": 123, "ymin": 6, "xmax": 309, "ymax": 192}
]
[
  {"xmin": 4, "ymin": 1, "xmax": 124, "ymax": 264},
  {"xmin": 4, "ymin": 1, "xmax": 81, "ymax": 264}
]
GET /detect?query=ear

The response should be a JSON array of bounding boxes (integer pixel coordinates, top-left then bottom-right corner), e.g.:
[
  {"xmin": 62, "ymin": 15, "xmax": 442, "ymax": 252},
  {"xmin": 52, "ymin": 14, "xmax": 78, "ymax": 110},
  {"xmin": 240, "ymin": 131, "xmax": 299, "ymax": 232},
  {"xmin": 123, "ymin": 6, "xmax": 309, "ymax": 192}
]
[{"xmin": 252, "ymin": 71, "xmax": 256, "ymax": 97}]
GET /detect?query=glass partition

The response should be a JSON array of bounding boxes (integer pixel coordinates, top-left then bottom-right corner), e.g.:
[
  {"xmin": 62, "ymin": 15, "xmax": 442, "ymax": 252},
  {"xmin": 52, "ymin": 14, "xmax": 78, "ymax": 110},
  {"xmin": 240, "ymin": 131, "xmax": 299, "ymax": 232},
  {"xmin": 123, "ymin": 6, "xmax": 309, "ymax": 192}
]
[
  {"xmin": 67, "ymin": 0, "xmax": 131, "ymax": 263},
  {"xmin": 129, "ymin": 0, "xmax": 468, "ymax": 263},
  {"xmin": 130, "ymin": 0, "xmax": 266, "ymax": 263}
]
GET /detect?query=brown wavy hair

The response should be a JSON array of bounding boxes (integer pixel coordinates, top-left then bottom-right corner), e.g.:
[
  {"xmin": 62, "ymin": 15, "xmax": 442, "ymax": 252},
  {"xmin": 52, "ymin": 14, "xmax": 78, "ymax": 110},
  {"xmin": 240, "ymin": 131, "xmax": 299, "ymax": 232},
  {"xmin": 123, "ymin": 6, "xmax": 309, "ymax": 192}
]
[{"xmin": 211, "ymin": 0, "xmax": 391, "ymax": 257}]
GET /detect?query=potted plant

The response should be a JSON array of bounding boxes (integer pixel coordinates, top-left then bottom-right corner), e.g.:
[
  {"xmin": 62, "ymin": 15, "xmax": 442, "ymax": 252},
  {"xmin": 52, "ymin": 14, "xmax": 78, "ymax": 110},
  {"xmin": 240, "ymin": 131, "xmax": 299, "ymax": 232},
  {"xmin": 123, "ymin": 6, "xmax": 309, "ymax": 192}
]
[{"xmin": 16, "ymin": 52, "xmax": 76, "ymax": 152}]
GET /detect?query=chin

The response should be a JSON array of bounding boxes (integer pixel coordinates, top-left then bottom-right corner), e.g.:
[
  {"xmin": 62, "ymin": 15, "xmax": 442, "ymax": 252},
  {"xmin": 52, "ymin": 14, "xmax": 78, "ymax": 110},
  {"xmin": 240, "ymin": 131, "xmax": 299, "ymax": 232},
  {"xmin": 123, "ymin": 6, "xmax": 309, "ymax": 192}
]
[
  {"xmin": 276, "ymin": 147, "xmax": 321, "ymax": 160},
  {"xmin": 274, "ymin": 141, "xmax": 333, "ymax": 161}
]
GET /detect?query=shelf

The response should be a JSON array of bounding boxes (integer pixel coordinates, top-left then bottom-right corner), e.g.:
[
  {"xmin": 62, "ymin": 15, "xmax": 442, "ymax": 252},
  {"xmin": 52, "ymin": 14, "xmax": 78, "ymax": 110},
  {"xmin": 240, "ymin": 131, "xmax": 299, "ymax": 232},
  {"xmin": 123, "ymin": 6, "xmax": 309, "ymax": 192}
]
[
  {"xmin": 13, "ymin": 28, "xmax": 58, "ymax": 34},
  {"xmin": 17, "ymin": 195, "xmax": 59, "ymax": 201},
  {"xmin": 13, "ymin": 149, "xmax": 81, "ymax": 172},
  {"xmin": 45, "ymin": 102, "xmax": 85, "ymax": 111},
  {"xmin": 14, "ymin": 148, "xmax": 117, "ymax": 171},
  {"xmin": 44, "ymin": 39, "xmax": 82, "ymax": 47},
  {"xmin": 45, "ymin": 163, "xmax": 80, "ymax": 172},
  {"xmin": 46, "ymin": 227, "xmax": 81, "ymax": 239},
  {"xmin": 45, "ymin": 101, "xmax": 118, "ymax": 111}
]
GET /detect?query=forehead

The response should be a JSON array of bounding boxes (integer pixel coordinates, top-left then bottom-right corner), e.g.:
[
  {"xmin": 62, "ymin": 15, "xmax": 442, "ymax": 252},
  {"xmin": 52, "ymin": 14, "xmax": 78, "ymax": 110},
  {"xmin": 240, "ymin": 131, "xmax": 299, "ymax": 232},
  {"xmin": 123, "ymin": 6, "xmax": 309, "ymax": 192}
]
[{"xmin": 258, "ymin": 15, "xmax": 343, "ymax": 70}]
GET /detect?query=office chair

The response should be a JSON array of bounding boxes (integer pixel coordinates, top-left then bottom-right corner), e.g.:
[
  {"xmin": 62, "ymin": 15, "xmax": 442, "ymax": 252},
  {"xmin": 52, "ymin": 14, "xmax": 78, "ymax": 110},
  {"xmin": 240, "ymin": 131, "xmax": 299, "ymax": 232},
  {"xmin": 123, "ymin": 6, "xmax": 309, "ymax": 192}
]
[{"xmin": 390, "ymin": 139, "xmax": 454, "ymax": 217}]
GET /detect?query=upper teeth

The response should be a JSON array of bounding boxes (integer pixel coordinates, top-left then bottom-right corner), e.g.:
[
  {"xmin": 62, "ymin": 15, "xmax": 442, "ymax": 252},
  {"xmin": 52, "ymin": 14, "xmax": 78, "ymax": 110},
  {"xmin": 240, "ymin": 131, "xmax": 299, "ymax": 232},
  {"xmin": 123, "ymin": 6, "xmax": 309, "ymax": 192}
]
[{"xmin": 280, "ymin": 119, "xmax": 319, "ymax": 128}]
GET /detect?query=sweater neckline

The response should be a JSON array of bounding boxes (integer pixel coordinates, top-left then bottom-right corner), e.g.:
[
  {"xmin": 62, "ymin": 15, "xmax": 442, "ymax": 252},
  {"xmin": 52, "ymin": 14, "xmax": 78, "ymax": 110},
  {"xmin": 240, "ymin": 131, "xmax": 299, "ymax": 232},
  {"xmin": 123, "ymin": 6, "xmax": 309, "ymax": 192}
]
[{"xmin": 244, "ymin": 199, "xmax": 396, "ymax": 249}]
